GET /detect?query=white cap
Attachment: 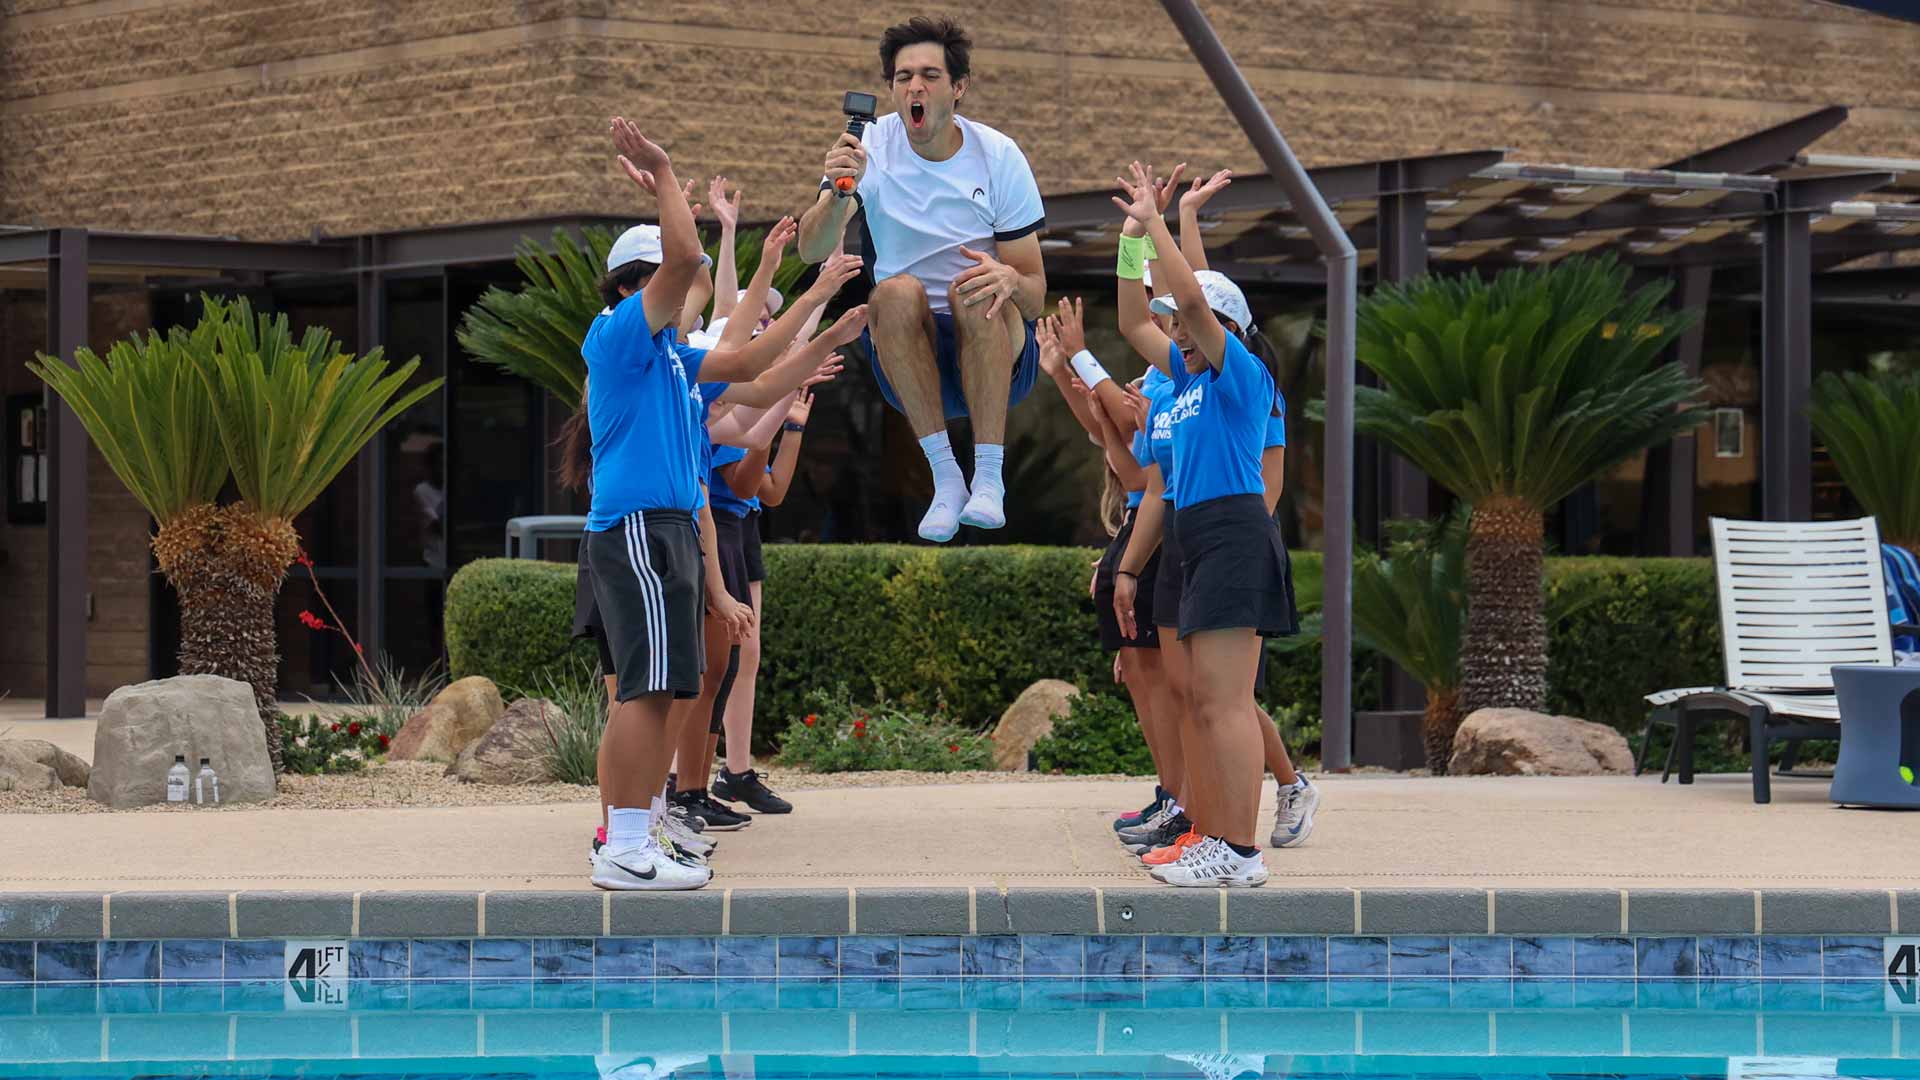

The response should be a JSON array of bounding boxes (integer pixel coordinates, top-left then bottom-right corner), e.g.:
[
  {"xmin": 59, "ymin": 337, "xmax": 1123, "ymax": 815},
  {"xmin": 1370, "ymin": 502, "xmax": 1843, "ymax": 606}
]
[
  {"xmin": 1149, "ymin": 270, "xmax": 1253, "ymax": 334},
  {"xmin": 607, "ymin": 225, "xmax": 712, "ymax": 271},
  {"xmin": 736, "ymin": 287, "xmax": 783, "ymax": 315}
]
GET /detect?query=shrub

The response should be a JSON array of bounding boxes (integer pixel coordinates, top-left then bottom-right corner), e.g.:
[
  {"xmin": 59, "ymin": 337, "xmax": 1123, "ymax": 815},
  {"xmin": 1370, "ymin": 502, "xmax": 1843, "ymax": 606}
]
[
  {"xmin": 518, "ymin": 660, "xmax": 607, "ymax": 787},
  {"xmin": 1544, "ymin": 557, "xmax": 1719, "ymax": 731},
  {"xmin": 777, "ymin": 685, "xmax": 993, "ymax": 772},
  {"xmin": 1032, "ymin": 692, "xmax": 1154, "ymax": 776},
  {"xmin": 446, "ymin": 559, "xmax": 594, "ymax": 699},
  {"xmin": 276, "ymin": 711, "xmax": 398, "ymax": 775}
]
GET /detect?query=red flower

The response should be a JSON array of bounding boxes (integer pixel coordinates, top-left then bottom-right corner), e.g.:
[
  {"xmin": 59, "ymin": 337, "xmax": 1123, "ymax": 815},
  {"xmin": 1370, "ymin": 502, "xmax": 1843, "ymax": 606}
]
[
  {"xmin": 296, "ymin": 550, "xmax": 314, "ymax": 569},
  {"xmin": 298, "ymin": 610, "xmax": 327, "ymax": 631},
  {"xmin": 329, "ymin": 723, "xmax": 341, "ymax": 733},
  {"xmin": 353, "ymin": 642, "xmax": 364, "ymax": 655},
  {"xmin": 854, "ymin": 729, "xmax": 866, "ymax": 739},
  {"xmin": 348, "ymin": 722, "xmax": 361, "ymax": 737},
  {"xmin": 803, "ymin": 714, "xmax": 817, "ymax": 727},
  {"xmin": 853, "ymin": 719, "xmax": 866, "ymax": 731},
  {"xmin": 377, "ymin": 734, "xmax": 390, "ymax": 749},
  {"xmin": 947, "ymin": 744, "xmax": 959, "ymax": 753}
]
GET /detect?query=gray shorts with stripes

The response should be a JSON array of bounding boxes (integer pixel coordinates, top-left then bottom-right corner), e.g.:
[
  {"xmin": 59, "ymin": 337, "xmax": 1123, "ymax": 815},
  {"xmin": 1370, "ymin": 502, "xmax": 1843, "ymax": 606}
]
[{"xmin": 586, "ymin": 508, "xmax": 706, "ymax": 702}]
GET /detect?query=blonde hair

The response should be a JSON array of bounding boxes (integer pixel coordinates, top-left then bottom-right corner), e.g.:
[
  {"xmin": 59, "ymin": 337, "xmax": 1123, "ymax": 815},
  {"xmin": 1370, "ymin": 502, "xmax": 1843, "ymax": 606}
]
[{"xmin": 1098, "ymin": 466, "xmax": 1128, "ymax": 538}]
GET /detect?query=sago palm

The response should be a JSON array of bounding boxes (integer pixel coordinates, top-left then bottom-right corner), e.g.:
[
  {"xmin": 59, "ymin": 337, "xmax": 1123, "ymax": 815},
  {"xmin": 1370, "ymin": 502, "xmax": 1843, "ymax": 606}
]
[
  {"xmin": 1807, "ymin": 370, "xmax": 1920, "ymax": 555},
  {"xmin": 458, "ymin": 225, "xmax": 810, "ymax": 405},
  {"xmin": 1351, "ymin": 254, "xmax": 1707, "ymax": 713},
  {"xmin": 1351, "ymin": 514, "xmax": 1468, "ymax": 772},
  {"xmin": 33, "ymin": 295, "xmax": 439, "ymax": 766}
]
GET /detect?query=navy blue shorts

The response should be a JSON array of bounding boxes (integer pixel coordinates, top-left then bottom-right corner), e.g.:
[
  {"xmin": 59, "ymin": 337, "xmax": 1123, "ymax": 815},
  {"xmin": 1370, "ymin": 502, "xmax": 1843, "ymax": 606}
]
[{"xmin": 862, "ymin": 310, "xmax": 1040, "ymax": 421}]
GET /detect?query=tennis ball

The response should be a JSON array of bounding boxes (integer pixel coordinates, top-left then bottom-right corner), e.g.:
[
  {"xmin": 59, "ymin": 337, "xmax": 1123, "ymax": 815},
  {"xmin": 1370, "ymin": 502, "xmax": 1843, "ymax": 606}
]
[{"xmin": 1903, "ymin": 765, "xmax": 1915, "ymax": 785}]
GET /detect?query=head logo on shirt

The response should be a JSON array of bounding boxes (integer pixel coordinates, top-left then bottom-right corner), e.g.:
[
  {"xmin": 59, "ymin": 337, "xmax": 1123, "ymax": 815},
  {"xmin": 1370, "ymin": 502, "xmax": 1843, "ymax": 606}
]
[
  {"xmin": 1169, "ymin": 383, "xmax": 1205, "ymax": 426},
  {"xmin": 971, "ymin": 186, "xmax": 987, "ymax": 202}
]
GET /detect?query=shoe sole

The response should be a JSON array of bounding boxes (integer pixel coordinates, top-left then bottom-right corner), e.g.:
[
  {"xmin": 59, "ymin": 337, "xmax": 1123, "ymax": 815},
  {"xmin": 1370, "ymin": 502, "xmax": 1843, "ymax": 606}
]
[
  {"xmin": 591, "ymin": 872, "xmax": 712, "ymax": 891},
  {"xmin": 1149, "ymin": 870, "xmax": 1269, "ymax": 888},
  {"xmin": 692, "ymin": 818, "xmax": 750, "ymax": 832},
  {"xmin": 714, "ymin": 793, "xmax": 794, "ymax": 815}
]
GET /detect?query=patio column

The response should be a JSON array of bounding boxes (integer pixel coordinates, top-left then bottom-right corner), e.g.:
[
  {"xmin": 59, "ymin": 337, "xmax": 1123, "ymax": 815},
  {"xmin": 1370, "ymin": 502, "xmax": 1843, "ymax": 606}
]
[
  {"xmin": 1662, "ymin": 267, "xmax": 1709, "ymax": 554},
  {"xmin": 355, "ymin": 236, "xmax": 387, "ymax": 666},
  {"xmin": 1374, "ymin": 186, "xmax": 1430, "ymax": 716},
  {"xmin": 46, "ymin": 228, "xmax": 89, "ymax": 718}
]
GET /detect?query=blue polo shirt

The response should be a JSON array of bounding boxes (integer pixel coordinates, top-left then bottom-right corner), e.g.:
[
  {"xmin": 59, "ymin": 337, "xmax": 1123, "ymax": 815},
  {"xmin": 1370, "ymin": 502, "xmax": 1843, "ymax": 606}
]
[
  {"xmin": 583, "ymin": 304, "xmax": 711, "ymax": 529},
  {"xmin": 709, "ymin": 445, "xmax": 756, "ymax": 519},
  {"xmin": 1165, "ymin": 334, "xmax": 1275, "ymax": 509},
  {"xmin": 1146, "ymin": 345, "xmax": 1183, "ymax": 501},
  {"xmin": 1126, "ymin": 366, "xmax": 1174, "ymax": 510}
]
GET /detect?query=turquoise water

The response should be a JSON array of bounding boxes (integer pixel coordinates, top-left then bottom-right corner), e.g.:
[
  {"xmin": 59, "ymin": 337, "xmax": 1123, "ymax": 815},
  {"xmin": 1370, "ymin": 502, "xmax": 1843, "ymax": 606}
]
[{"xmin": 4, "ymin": 978, "xmax": 1920, "ymax": 1078}]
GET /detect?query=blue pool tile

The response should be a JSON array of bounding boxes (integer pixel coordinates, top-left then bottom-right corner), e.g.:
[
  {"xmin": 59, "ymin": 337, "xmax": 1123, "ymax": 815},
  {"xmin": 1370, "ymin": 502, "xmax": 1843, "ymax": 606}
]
[
  {"xmin": 776, "ymin": 978, "xmax": 837, "ymax": 1009},
  {"xmin": 1638, "ymin": 980, "xmax": 1701, "ymax": 1010},
  {"xmin": 1824, "ymin": 936, "xmax": 1883, "ymax": 979},
  {"xmin": 1328, "ymin": 977, "xmax": 1390, "ymax": 1007},
  {"xmin": 350, "ymin": 980, "xmax": 412, "ymax": 1011},
  {"xmin": 841, "ymin": 977, "xmax": 900, "ymax": 1009},
  {"xmin": 101, "ymin": 984, "xmax": 161, "ymax": 1013},
  {"xmin": 350, "ymin": 939, "xmax": 411, "ymax": 980},
  {"xmin": 1574, "ymin": 936, "xmax": 1636, "ymax": 977},
  {"xmin": 1761, "ymin": 935, "xmax": 1823, "ymax": 978},
  {"xmin": 34, "ymin": 941, "xmax": 98, "ymax": 982},
  {"xmin": 0, "ymin": 937, "xmax": 34, "ymax": 980},
  {"xmin": 1144, "ymin": 978, "xmax": 1207, "ymax": 1009},
  {"xmin": 901, "ymin": 979, "xmax": 964, "ymax": 1010},
  {"xmin": 1512, "ymin": 936, "xmax": 1572, "ymax": 977},
  {"xmin": 1389, "ymin": 936, "xmax": 1450, "ymax": 977},
  {"xmin": 1764, "ymin": 980, "xmax": 1824, "ymax": 1011},
  {"xmin": 1512, "ymin": 979, "xmax": 1575, "ymax": 1009},
  {"xmin": 901, "ymin": 936, "xmax": 962, "ymax": 977},
  {"xmin": 713, "ymin": 978, "xmax": 775, "ymax": 1011},
  {"xmin": 160, "ymin": 939, "xmax": 223, "ymax": 981},
  {"xmin": 1699, "ymin": 936, "xmax": 1760, "ymax": 979},
  {"xmin": 1265, "ymin": 978, "xmax": 1328, "ymax": 1008},
  {"xmin": 1388, "ymin": 980, "xmax": 1451, "ymax": 1009},
  {"xmin": 1023, "ymin": 976, "xmax": 1084, "ymax": 1008},
  {"xmin": 1328, "ymin": 936, "xmax": 1388, "ymax": 976},
  {"xmin": 778, "ymin": 935, "xmax": 838, "ymax": 977},
  {"xmin": 963, "ymin": 977, "xmax": 1022, "ymax": 1010},
  {"xmin": 1701, "ymin": 979, "xmax": 1763, "ymax": 1011},
  {"xmin": 0, "ymin": 985, "xmax": 30, "ymax": 1012},
  {"xmin": 1145, "ymin": 935, "xmax": 1205, "ymax": 977},
  {"xmin": 1084, "ymin": 977, "xmax": 1145, "ymax": 1006},
  {"xmin": 1636, "ymin": 937, "xmax": 1698, "ymax": 978},
  {"xmin": 962, "ymin": 936, "xmax": 1020, "ymax": 977},
  {"xmin": 1021, "ymin": 934, "xmax": 1083, "ymax": 977},
  {"xmin": 35, "ymin": 985, "xmax": 100, "ymax": 1013},
  {"xmin": 1574, "ymin": 978, "xmax": 1636, "ymax": 1008},
  {"xmin": 221, "ymin": 981, "xmax": 286, "ymax": 1013},
  {"xmin": 1450, "ymin": 978, "xmax": 1513, "ymax": 1009},
  {"xmin": 159, "ymin": 982, "xmax": 224, "ymax": 1012},
  {"xmin": 532, "ymin": 938, "xmax": 594, "ymax": 979},
  {"xmin": 1822, "ymin": 979, "xmax": 1886, "ymax": 1010},
  {"xmin": 592, "ymin": 979, "xmax": 655, "ymax": 1011},
  {"xmin": 1207, "ymin": 936, "xmax": 1265, "ymax": 977},
  {"xmin": 1206, "ymin": 977, "xmax": 1266, "ymax": 1008},
  {"xmin": 221, "ymin": 940, "xmax": 281, "ymax": 981},
  {"xmin": 99, "ymin": 941, "xmax": 159, "ymax": 982},
  {"xmin": 410, "ymin": 939, "xmax": 471, "ymax": 980},
  {"xmin": 596, "ymin": 937, "xmax": 654, "ymax": 979},
  {"xmin": 838, "ymin": 936, "xmax": 899, "ymax": 978},
  {"xmin": 531, "ymin": 978, "xmax": 596, "ymax": 1010},
  {"xmin": 1267, "ymin": 936, "xmax": 1327, "ymax": 977},
  {"xmin": 654, "ymin": 936, "xmax": 718, "ymax": 978},
  {"xmin": 472, "ymin": 938, "xmax": 532, "ymax": 978},
  {"xmin": 471, "ymin": 980, "xmax": 532, "ymax": 1009},
  {"xmin": 716, "ymin": 936, "xmax": 774, "ymax": 978},
  {"xmin": 1085, "ymin": 935, "xmax": 1144, "ymax": 977},
  {"xmin": 1450, "ymin": 936, "xmax": 1511, "ymax": 977},
  {"xmin": 410, "ymin": 979, "xmax": 473, "ymax": 1011}
]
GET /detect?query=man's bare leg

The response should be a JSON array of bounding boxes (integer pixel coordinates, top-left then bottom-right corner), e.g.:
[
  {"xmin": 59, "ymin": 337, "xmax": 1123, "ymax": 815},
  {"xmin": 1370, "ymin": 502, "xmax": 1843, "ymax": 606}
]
[
  {"xmin": 869, "ymin": 275, "xmax": 966, "ymax": 541},
  {"xmin": 600, "ymin": 691, "xmax": 674, "ymax": 848},
  {"xmin": 949, "ymin": 288, "xmax": 1022, "ymax": 530}
]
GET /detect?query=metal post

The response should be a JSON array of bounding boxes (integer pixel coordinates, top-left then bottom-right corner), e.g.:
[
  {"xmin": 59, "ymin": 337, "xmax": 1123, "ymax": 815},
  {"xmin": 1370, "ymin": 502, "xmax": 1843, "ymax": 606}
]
[
  {"xmin": 1159, "ymin": 0, "xmax": 1358, "ymax": 770},
  {"xmin": 1374, "ymin": 188, "xmax": 1429, "ymax": 716},
  {"xmin": 45, "ymin": 229, "xmax": 89, "ymax": 718},
  {"xmin": 1760, "ymin": 212, "xmax": 1812, "ymax": 523},
  {"xmin": 1666, "ymin": 267, "xmax": 1710, "ymax": 553},
  {"xmin": 355, "ymin": 237, "xmax": 388, "ymax": 665}
]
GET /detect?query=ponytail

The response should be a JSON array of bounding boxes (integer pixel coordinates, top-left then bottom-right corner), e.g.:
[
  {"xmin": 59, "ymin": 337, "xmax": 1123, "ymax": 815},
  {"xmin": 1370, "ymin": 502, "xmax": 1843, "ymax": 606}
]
[
  {"xmin": 555, "ymin": 389, "xmax": 593, "ymax": 492},
  {"xmin": 1098, "ymin": 466, "xmax": 1128, "ymax": 538}
]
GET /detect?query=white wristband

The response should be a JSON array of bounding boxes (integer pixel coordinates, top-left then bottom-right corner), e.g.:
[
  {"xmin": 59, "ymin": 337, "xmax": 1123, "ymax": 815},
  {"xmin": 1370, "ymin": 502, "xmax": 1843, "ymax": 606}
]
[{"xmin": 1069, "ymin": 349, "xmax": 1111, "ymax": 390}]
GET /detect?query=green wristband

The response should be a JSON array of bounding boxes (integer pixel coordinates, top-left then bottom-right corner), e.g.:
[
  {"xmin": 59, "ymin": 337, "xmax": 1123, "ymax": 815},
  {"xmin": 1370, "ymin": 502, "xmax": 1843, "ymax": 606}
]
[
  {"xmin": 1142, "ymin": 234, "xmax": 1158, "ymax": 261},
  {"xmin": 1116, "ymin": 234, "xmax": 1148, "ymax": 281}
]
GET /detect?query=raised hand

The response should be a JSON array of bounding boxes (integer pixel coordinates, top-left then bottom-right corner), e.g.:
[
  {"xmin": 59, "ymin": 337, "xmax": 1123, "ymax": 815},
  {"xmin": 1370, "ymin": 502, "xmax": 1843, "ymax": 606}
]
[
  {"xmin": 610, "ymin": 117, "xmax": 670, "ymax": 174},
  {"xmin": 787, "ymin": 386, "xmax": 816, "ymax": 426},
  {"xmin": 1153, "ymin": 162, "xmax": 1189, "ymax": 216},
  {"xmin": 762, "ymin": 216, "xmax": 798, "ymax": 262},
  {"xmin": 1054, "ymin": 296, "xmax": 1089, "ymax": 356},
  {"xmin": 805, "ymin": 253, "xmax": 864, "ymax": 302},
  {"xmin": 1181, "ymin": 168, "xmax": 1234, "ymax": 214},
  {"xmin": 824, "ymin": 132, "xmax": 868, "ymax": 191},
  {"xmin": 1035, "ymin": 316, "xmax": 1066, "ymax": 377},
  {"xmin": 820, "ymin": 304, "xmax": 870, "ymax": 348},
  {"xmin": 802, "ymin": 356, "xmax": 844, "ymax": 388},
  {"xmin": 709, "ymin": 176, "xmax": 741, "ymax": 230},
  {"xmin": 1122, "ymin": 381, "xmax": 1150, "ymax": 432},
  {"xmin": 1111, "ymin": 160, "xmax": 1160, "ymax": 227},
  {"xmin": 682, "ymin": 178, "xmax": 703, "ymax": 220},
  {"xmin": 953, "ymin": 246, "xmax": 1021, "ymax": 321}
]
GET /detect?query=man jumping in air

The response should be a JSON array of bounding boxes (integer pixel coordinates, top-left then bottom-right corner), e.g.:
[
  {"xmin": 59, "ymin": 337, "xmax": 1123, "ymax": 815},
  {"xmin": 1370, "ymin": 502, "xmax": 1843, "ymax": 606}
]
[{"xmin": 797, "ymin": 15, "xmax": 1047, "ymax": 542}]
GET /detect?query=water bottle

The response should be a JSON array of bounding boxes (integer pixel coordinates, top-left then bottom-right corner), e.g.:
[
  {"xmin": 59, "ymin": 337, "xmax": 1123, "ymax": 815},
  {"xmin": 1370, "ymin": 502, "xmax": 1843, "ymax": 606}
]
[
  {"xmin": 166, "ymin": 755, "xmax": 189, "ymax": 803},
  {"xmin": 195, "ymin": 758, "xmax": 219, "ymax": 805}
]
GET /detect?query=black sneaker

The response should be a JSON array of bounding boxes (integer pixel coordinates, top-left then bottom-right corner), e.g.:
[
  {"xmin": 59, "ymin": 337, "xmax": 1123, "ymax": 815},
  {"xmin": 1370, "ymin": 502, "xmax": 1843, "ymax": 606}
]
[
  {"xmin": 712, "ymin": 767, "xmax": 794, "ymax": 815},
  {"xmin": 1124, "ymin": 812, "xmax": 1191, "ymax": 856},
  {"xmin": 673, "ymin": 789, "xmax": 751, "ymax": 832}
]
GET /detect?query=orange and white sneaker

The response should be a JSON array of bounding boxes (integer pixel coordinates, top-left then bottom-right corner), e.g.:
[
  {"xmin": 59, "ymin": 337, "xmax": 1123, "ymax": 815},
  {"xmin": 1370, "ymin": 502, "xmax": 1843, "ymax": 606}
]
[{"xmin": 1142, "ymin": 828, "xmax": 1206, "ymax": 867}]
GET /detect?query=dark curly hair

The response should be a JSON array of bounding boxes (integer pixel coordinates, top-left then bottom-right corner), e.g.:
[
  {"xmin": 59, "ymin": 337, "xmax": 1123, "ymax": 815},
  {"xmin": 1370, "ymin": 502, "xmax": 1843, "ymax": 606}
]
[{"xmin": 879, "ymin": 16, "xmax": 972, "ymax": 84}]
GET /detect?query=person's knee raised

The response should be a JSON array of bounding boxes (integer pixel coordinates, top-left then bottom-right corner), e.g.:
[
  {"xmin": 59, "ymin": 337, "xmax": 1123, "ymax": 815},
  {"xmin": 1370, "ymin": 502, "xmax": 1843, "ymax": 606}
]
[{"xmin": 869, "ymin": 275, "xmax": 928, "ymax": 329}]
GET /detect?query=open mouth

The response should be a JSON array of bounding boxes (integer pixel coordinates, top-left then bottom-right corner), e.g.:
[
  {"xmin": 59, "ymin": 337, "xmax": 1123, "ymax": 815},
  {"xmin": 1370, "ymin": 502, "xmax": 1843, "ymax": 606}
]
[{"xmin": 909, "ymin": 102, "xmax": 926, "ymax": 130}]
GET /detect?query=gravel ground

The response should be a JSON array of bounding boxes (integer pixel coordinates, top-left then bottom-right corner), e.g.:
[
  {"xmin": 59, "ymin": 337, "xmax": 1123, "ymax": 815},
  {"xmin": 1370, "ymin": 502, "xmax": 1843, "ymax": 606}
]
[{"xmin": 0, "ymin": 761, "xmax": 1166, "ymax": 814}]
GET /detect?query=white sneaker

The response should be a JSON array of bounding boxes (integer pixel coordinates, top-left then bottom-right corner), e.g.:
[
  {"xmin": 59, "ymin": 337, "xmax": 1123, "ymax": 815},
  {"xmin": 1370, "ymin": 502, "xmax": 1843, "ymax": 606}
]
[
  {"xmin": 958, "ymin": 485, "xmax": 1006, "ymax": 530},
  {"xmin": 661, "ymin": 812, "xmax": 714, "ymax": 856},
  {"xmin": 1271, "ymin": 776, "xmax": 1320, "ymax": 848},
  {"xmin": 1150, "ymin": 836, "xmax": 1269, "ymax": 888},
  {"xmin": 591, "ymin": 842, "xmax": 712, "ymax": 891},
  {"xmin": 918, "ymin": 486, "xmax": 969, "ymax": 543}
]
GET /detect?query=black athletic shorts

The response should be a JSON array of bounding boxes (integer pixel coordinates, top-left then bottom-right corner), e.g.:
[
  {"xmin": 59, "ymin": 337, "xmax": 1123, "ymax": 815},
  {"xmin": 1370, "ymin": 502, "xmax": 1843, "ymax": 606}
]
[
  {"xmin": 1152, "ymin": 502, "xmax": 1184, "ymax": 630},
  {"xmin": 1095, "ymin": 505, "xmax": 1161, "ymax": 651},
  {"xmin": 570, "ymin": 541, "xmax": 618, "ymax": 675},
  {"xmin": 711, "ymin": 512, "xmax": 753, "ymax": 605},
  {"xmin": 742, "ymin": 509, "xmax": 766, "ymax": 583},
  {"xmin": 586, "ymin": 509, "xmax": 705, "ymax": 702},
  {"xmin": 1174, "ymin": 493, "xmax": 1299, "ymax": 641}
]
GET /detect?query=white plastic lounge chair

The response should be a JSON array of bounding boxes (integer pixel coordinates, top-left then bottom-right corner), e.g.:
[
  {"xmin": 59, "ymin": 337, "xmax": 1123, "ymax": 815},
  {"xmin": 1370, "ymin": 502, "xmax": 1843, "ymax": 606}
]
[{"xmin": 1640, "ymin": 517, "xmax": 1905, "ymax": 804}]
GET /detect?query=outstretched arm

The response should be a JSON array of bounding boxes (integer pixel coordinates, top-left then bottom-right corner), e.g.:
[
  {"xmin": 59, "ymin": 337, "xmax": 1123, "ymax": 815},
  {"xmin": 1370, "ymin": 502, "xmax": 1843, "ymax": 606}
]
[
  {"xmin": 1178, "ymin": 169, "xmax": 1232, "ymax": 274},
  {"xmin": 1036, "ymin": 316, "xmax": 1104, "ymax": 443},
  {"xmin": 1116, "ymin": 160, "xmax": 1227, "ymax": 368},
  {"xmin": 699, "ymin": 250, "xmax": 862, "ymax": 384},
  {"xmin": 1116, "ymin": 215, "xmax": 1175, "ymax": 371},
  {"xmin": 612, "ymin": 119, "xmax": 703, "ymax": 336},
  {"xmin": 761, "ymin": 389, "xmax": 813, "ymax": 507},
  {"xmin": 718, "ymin": 311, "xmax": 861, "ymax": 408},
  {"xmin": 709, "ymin": 176, "xmax": 741, "ymax": 321},
  {"xmin": 798, "ymin": 132, "xmax": 867, "ymax": 264}
]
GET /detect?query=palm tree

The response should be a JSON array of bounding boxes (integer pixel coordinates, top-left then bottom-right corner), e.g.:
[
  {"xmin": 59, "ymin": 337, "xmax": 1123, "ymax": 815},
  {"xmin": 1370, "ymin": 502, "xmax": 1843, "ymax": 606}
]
[
  {"xmin": 1350, "ymin": 255, "xmax": 1707, "ymax": 714},
  {"xmin": 1807, "ymin": 369, "xmax": 1920, "ymax": 555},
  {"xmin": 458, "ymin": 225, "xmax": 811, "ymax": 403},
  {"xmin": 1351, "ymin": 514, "xmax": 1468, "ymax": 771},
  {"xmin": 32, "ymin": 295, "xmax": 439, "ymax": 765}
]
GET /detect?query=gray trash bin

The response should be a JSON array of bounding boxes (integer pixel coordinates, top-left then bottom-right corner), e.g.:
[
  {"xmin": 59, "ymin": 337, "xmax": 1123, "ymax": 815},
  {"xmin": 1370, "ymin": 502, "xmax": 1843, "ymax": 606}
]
[
  {"xmin": 505, "ymin": 515, "xmax": 588, "ymax": 559},
  {"xmin": 1829, "ymin": 663, "xmax": 1920, "ymax": 808}
]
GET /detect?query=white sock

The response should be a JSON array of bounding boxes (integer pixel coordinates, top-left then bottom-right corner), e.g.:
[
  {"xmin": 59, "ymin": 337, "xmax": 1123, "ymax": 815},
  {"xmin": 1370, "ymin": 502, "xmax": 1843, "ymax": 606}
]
[
  {"xmin": 608, "ymin": 807, "xmax": 652, "ymax": 850},
  {"xmin": 917, "ymin": 432, "xmax": 969, "ymax": 542},
  {"xmin": 960, "ymin": 443, "xmax": 1007, "ymax": 529}
]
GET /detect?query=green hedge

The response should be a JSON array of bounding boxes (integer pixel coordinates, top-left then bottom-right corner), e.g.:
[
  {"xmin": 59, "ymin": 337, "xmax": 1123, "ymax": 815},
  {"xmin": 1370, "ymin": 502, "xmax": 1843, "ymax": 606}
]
[{"xmin": 444, "ymin": 547, "xmax": 1722, "ymax": 753}]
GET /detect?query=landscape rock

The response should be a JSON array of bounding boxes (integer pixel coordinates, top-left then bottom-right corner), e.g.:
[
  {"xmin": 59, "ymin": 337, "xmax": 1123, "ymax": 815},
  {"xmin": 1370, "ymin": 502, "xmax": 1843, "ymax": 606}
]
[
  {"xmin": 1447, "ymin": 707, "xmax": 1634, "ymax": 777},
  {"xmin": 424, "ymin": 677, "xmax": 504, "ymax": 750},
  {"xmin": 448, "ymin": 697, "xmax": 562, "ymax": 785},
  {"xmin": 388, "ymin": 700, "xmax": 491, "ymax": 763},
  {"xmin": 0, "ymin": 739, "xmax": 90, "ymax": 791},
  {"xmin": 990, "ymin": 680, "xmax": 1080, "ymax": 771},
  {"xmin": 88, "ymin": 675, "xmax": 274, "ymax": 806}
]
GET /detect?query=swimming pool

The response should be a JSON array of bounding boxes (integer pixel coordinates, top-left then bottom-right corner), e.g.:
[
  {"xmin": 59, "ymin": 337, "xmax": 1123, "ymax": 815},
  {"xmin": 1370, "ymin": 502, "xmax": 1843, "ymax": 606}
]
[{"xmin": 4, "ymin": 977, "xmax": 1919, "ymax": 1077}]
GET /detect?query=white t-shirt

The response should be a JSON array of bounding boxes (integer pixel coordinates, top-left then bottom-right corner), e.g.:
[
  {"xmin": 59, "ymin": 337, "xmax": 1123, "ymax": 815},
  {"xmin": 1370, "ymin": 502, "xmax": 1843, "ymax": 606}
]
[{"xmin": 843, "ymin": 113, "xmax": 1045, "ymax": 315}]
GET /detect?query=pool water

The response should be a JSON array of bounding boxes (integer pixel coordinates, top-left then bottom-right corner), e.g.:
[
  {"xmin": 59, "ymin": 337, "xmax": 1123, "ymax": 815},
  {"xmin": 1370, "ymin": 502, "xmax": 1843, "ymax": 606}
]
[{"xmin": 4, "ymin": 978, "xmax": 1920, "ymax": 1079}]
